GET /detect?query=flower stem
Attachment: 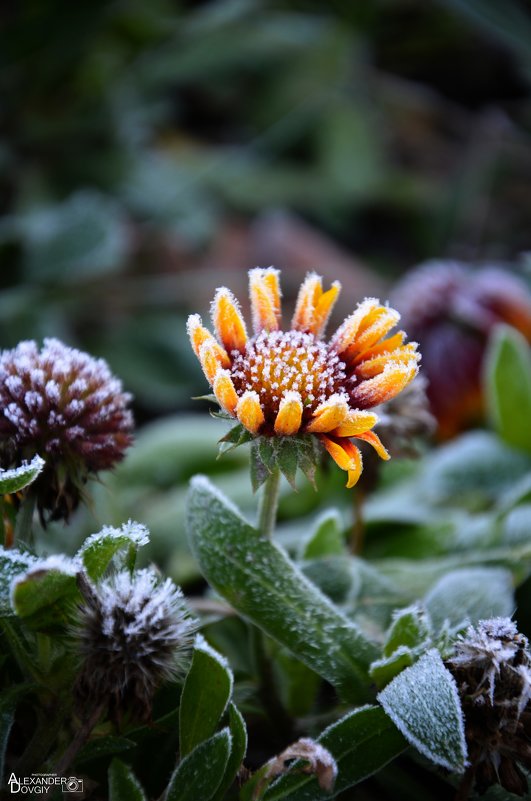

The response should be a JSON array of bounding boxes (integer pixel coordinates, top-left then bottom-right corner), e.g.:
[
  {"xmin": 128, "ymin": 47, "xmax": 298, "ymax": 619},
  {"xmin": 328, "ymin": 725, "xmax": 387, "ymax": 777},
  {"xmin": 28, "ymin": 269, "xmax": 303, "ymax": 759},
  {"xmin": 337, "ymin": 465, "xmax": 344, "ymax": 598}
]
[
  {"xmin": 257, "ymin": 467, "xmax": 281, "ymax": 539},
  {"xmin": 14, "ymin": 486, "xmax": 37, "ymax": 547}
]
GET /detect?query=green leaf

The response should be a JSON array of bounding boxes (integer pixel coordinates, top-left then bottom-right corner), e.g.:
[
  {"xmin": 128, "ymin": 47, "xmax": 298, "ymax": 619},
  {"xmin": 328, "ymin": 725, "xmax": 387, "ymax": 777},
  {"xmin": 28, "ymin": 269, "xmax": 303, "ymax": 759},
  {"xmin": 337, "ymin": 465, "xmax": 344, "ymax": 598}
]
[
  {"xmin": 187, "ymin": 476, "xmax": 377, "ymax": 703},
  {"xmin": 0, "ymin": 548, "xmax": 36, "ymax": 615},
  {"xmin": 165, "ymin": 729, "xmax": 231, "ymax": 801},
  {"xmin": 77, "ymin": 736, "xmax": 136, "ymax": 766},
  {"xmin": 108, "ymin": 758, "xmax": 147, "ymax": 801},
  {"xmin": 11, "ymin": 557, "xmax": 79, "ymax": 631},
  {"xmin": 424, "ymin": 567, "xmax": 514, "ymax": 631},
  {"xmin": 485, "ymin": 324, "xmax": 531, "ymax": 453},
  {"xmin": 273, "ymin": 649, "xmax": 321, "ymax": 717},
  {"xmin": 300, "ymin": 557, "xmax": 355, "ymax": 604},
  {"xmin": 212, "ymin": 703, "xmax": 247, "ymax": 801},
  {"xmin": 378, "ymin": 649, "xmax": 468, "ymax": 773},
  {"xmin": 383, "ymin": 605, "xmax": 432, "ymax": 657},
  {"xmin": 301, "ymin": 509, "xmax": 345, "ymax": 559},
  {"xmin": 179, "ymin": 635, "xmax": 233, "ymax": 757},
  {"xmin": 0, "ymin": 456, "xmax": 44, "ymax": 495},
  {"xmin": 369, "ymin": 647, "xmax": 414, "ymax": 689},
  {"xmin": 256, "ymin": 706, "xmax": 406, "ymax": 801},
  {"xmin": 76, "ymin": 521, "xmax": 150, "ymax": 581}
]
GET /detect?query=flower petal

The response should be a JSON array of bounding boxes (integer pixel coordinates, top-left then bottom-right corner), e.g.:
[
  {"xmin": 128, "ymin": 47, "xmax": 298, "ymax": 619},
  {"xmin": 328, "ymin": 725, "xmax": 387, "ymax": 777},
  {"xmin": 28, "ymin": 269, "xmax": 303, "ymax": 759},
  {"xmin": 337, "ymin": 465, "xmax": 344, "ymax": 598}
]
[
  {"xmin": 198, "ymin": 340, "xmax": 231, "ymax": 384},
  {"xmin": 350, "ymin": 359, "xmax": 419, "ymax": 409},
  {"xmin": 321, "ymin": 435, "xmax": 363, "ymax": 488},
  {"xmin": 350, "ymin": 330, "xmax": 406, "ymax": 366},
  {"xmin": 211, "ymin": 288, "xmax": 248, "ymax": 354},
  {"xmin": 332, "ymin": 410, "xmax": 379, "ymax": 437},
  {"xmin": 213, "ymin": 369, "xmax": 239, "ymax": 415},
  {"xmin": 355, "ymin": 343, "xmax": 419, "ymax": 380},
  {"xmin": 249, "ymin": 268, "xmax": 281, "ymax": 334},
  {"xmin": 236, "ymin": 390, "xmax": 265, "ymax": 434},
  {"xmin": 329, "ymin": 298, "xmax": 380, "ymax": 355},
  {"xmin": 342, "ymin": 306, "xmax": 400, "ymax": 363},
  {"xmin": 274, "ymin": 391, "xmax": 303, "ymax": 436},
  {"xmin": 292, "ymin": 274, "xmax": 341, "ymax": 337},
  {"xmin": 356, "ymin": 429, "xmax": 390, "ymax": 461},
  {"xmin": 305, "ymin": 393, "xmax": 349, "ymax": 433},
  {"xmin": 187, "ymin": 314, "xmax": 218, "ymax": 359}
]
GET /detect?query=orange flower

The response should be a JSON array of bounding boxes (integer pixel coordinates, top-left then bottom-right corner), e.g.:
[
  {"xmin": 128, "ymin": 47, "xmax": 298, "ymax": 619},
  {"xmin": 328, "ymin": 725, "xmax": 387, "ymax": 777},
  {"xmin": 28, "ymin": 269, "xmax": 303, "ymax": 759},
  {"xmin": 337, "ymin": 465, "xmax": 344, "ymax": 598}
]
[{"xmin": 187, "ymin": 269, "xmax": 420, "ymax": 487}]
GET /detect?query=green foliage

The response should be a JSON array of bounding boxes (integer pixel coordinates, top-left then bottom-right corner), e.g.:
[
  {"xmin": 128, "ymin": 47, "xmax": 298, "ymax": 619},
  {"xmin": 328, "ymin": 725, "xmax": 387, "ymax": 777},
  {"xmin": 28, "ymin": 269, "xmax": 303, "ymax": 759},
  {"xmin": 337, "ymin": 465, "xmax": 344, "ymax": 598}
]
[
  {"xmin": 165, "ymin": 729, "xmax": 232, "ymax": 801},
  {"xmin": 108, "ymin": 758, "xmax": 147, "ymax": 801},
  {"xmin": 0, "ymin": 456, "xmax": 44, "ymax": 495}
]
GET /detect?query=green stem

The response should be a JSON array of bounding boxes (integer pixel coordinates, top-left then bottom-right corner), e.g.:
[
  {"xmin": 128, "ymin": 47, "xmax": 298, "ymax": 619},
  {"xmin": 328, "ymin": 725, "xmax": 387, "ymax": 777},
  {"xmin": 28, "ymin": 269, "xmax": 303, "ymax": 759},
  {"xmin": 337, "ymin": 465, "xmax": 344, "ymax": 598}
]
[
  {"xmin": 257, "ymin": 467, "xmax": 281, "ymax": 539},
  {"xmin": 249, "ymin": 624, "xmax": 294, "ymax": 744},
  {"xmin": 14, "ymin": 486, "xmax": 37, "ymax": 547}
]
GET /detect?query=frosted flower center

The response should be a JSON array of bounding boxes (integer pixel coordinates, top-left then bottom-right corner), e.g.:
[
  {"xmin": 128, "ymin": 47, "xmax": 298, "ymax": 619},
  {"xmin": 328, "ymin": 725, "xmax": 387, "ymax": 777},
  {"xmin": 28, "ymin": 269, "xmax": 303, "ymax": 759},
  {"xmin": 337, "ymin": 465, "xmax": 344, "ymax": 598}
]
[{"xmin": 230, "ymin": 330, "xmax": 347, "ymax": 417}]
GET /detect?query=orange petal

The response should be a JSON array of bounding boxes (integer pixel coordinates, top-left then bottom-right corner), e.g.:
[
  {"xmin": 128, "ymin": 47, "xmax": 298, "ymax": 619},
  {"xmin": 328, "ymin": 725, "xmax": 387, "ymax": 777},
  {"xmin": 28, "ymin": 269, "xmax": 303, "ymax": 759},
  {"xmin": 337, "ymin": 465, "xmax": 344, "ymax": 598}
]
[
  {"xmin": 350, "ymin": 359, "xmax": 419, "ymax": 409},
  {"xmin": 342, "ymin": 306, "xmax": 400, "ymax": 363},
  {"xmin": 313, "ymin": 281, "xmax": 341, "ymax": 338},
  {"xmin": 213, "ymin": 369, "xmax": 239, "ymax": 415},
  {"xmin": 356, "ymin": 343, "xmax": 419, "ymax": 380},
  {"xmin": 350, "ymin": 331, "xmax": 406, "ymax": 366},
  {"xmin": 211, "ymin": 288, "xmax": 248, "ymax": 354},
  {"xmin": 236, "ymin": 390, "xmax": 265, "ymax": 434},
  {"xmin": 199, "ymin": 341, "xmax": 231, "ymax": 384},
  {"xmin": 292, "ymin": 273, "xmax": 322, "ymax": 332},
  {"xmin": 330, "ymin": 298, "xmax": 380, "ymax": 356},
  {"xmin": 321, "ymin": 435, "xmax": 363, "ymax": 488},
  {"xmin": 249, "ymin": 268, "xmax": 281, "ymax": 334},
  {"xmin": 274, "ymin": 391, "xmax": 303, "ymax": 436},
  {"xmin": 333, "ymin": 410, "xmax": 379, "ymax": 437},
  {"xmin": 356, "ymin": 429, "xmax": 390, "ymax": 461},
  {"xmin": 305, "ymin": 393, "xmax": 349, "ymax": 434},
  {"xmin": 187, "ymin": 314, "xmax": 217, "ymax": 359}
]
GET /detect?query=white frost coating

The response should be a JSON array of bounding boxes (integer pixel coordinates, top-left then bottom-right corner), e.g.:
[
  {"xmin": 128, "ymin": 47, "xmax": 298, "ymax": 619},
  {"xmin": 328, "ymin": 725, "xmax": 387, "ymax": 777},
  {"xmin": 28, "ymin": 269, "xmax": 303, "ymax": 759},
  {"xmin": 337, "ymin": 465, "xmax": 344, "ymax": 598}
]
[
  {"xmin": 9, "ymin": 553, "xmax": 79, "ymax": 606},
  {"xmin": 77, "ymin": 520, "xmax": 150, "ymax": 557},
  {"xmin": 190, "ymin": 475, "xmax": 245, "ymax": 522},
  {"xmin": 194, "ymin": 633, "xmax": 234, "ymax": 711},
  {"xmin": 378, "ymin": 649, "xmax": 468, "ymax": 773},
  {"xmin": 0, "ymin": 454, "xmax": 45, "ymax": 483},
  {"xmin": 424, "ymin": 568, "xmax": 514, "ymax": 632}
]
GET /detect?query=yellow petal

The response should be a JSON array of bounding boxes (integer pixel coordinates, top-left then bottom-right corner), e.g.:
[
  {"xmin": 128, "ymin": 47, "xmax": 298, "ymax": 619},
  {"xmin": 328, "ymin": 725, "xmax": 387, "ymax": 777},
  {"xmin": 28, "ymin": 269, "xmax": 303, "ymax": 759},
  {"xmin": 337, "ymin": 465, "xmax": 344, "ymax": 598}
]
[
  {"xmin": 356, "ymin": 343, "xmax": 418, "ymax": 380},
  {"xmin": 312, "ymin": 281, "xmax": 341, "ymax": 337},
  {"xmin": 321, "ymin": 436, "xmax": 363, "ymax": 488},
  {"xmin": 213, "ymin": 369, "xmax": 239, "ymax": 415},
  {"xmin": 249, "ymin": 268, "xmax": 281, "ymax": 334},
  {"xmin": 187, "ymin": 314, "xmax": 216, "ymax": 359},
  {"xmin": 305, "ymin": 393, "xmax": 349, "ymax": 434},
  {"xmin": 333, "ymin": 410, "xmax": 379, "ymax": 437},
  {"xmin": 351, "ymin": 359, "xmax": 419, "ymax": 409},
  {"xmin": 274, "ymin": 391, "xmax": 303, "ymax": 436},
  {"xmin": 211, "ymin": 288, "xmax": 248, "ymax": 354},
  {"xmin": 292, "ymin": 273, "xmax": 322, "ymax": 332},
  {"xmin": 342, "ymin": 306, "xmax": 400, "ymax": 363},
  {"xmin": 236, "ymin": 390, "xmax": 265, "ymax": 434},
  {"xmin": 199, "ymin": 341, "xmax": 230, "ymax": 384},
  {"xmin": 357, "ymin": 429, "xmax": 390, "ymax": 461},
  {"xmin": 330, "ymin": 298, "xmax": 380, "ymax": 356},
  {"xmin": 350, "ymin": 331, "xmax": 406, "ymax": 366}
]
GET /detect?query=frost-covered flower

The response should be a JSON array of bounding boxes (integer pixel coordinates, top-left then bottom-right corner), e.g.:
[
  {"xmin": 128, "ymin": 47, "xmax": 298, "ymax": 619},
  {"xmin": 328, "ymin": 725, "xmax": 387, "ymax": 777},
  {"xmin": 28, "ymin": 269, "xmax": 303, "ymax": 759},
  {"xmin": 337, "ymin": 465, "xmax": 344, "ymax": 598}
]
[
  {"xmin": 448, "ymin": 618, "xmax": 531, "ymax": 798},
  {"xmin": 0, "ymin": 338, "xmax": 133, "ymax": 521},
  {"xmin": 187, "ymin": 269, "xmax": 420, "ymax": 487},
  {"xmin": 392, "ymin": 262, "xmax": 531, "ymax": 439},
  {"xmin": 75, "ymin": 569, "xmax": 195, "ymax": 722}
]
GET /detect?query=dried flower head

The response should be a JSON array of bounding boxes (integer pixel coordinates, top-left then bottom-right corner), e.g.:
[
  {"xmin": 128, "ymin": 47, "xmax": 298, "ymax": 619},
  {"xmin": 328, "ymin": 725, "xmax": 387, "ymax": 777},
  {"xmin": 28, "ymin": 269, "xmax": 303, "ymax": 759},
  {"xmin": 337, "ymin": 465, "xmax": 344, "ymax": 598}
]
[
  {"xmin": 0, "ymin": 338, "xmax": 133, "ymax": 521},
  {"xmin": 187, "ymin": 269, "xmax": 420, "ymax": 487},
  {"xmin": 392, "ymin": 262, "xmax": 531, "ymax": 439},
  {"xmin": 74, "ymin": 569, "xmax": 195, "ymax": 722},
  {"xmin": 448, "ymin": 618, "xmax": 531, "ymax": 798}
]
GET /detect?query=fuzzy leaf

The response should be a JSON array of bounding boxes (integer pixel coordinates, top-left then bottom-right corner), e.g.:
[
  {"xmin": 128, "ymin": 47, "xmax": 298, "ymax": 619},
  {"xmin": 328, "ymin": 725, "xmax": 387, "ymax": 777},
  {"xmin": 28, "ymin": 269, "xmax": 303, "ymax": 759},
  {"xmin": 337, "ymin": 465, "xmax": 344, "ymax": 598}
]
[
  {"xmin": 250, "ymin": 440, "xmax": 271, "ymax": 492},
  {"xmin": 165, "ymin": 728, "xmax": 231, "ymax": 801},
  {"xmin": 0, "ymin": 455, "xmax": 45, "ymax": 495},
  {"xmin": 300, "ymin": 557, "xmax": 354, "ymax": 604},
  {"xmin": 77, "ymin": 736, "xmax": 136, "ymax": 766},
  {"xmin": 187, "ymin": 476, "xmax": 377, "ymax": 702},
  {"xmin": 11, "ymin": 557, "xmax": 79, "ymax": 631},
  {"xmin": 384, "ymin": 605, "xmax": 432, "ymax": 657},
  {"xmin": 108, "ymin": 758, "xmax": 147, "ymax": 801},
  {"xmin": 378, "ymin": 649, "xmax": 468, "ymax": 773},
  {"xmin": 76, "ymin": 521, "xmax": 150, "ymax": 581},
  {"xmin": 301, "ymin": 510, "xmax": 344, "ymax": 559},
  {"xmin": 253, "ymin": 706, "xmax": 406, "ymax": 800},
  {"xmin": 212, "ymin": 703, "xmax": 247, "ymax": 801},
  {"xmin": 0, "ymin": 548, "xmax": 36, "ymax": 615},
  {"xmin": 424, "ymin": 567, "xmax": 514, "ymax": 631},
  {"xmin": 369, "ymin": 647, "xmax": 414, "ymax": 689},
  {"xmin": 485, "ymin": 324, "xmax": 531, "ymax": 453},
  {"xmin": 179, "ymin": 635, "xmax": 233, "ymax": 757}
]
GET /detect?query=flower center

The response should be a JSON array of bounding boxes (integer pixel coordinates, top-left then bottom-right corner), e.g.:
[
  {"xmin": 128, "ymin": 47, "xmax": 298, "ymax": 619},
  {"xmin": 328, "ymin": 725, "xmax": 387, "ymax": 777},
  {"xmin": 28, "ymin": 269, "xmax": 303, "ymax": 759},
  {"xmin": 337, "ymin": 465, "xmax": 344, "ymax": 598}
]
[{"xmin": 230, "ymin": 330, "xmax": 347, "ymax": 419}]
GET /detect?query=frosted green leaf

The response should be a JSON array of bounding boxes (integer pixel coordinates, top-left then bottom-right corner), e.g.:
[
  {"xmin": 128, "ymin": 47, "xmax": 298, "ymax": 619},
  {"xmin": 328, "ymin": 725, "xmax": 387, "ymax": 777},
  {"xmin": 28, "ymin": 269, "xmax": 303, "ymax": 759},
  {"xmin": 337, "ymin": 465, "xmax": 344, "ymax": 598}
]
[
  {"xmin": 0, "ymin": 455, "xmax": 44, "ymax": 495},
  {"xmin": 11, "ymin": 555, "xmax": 80, "ymax": 630},
  {"xmin": 378, "ymin": 649, "xmax": 468, "ymax": 773},
  {"xmin": 77, "ymin": 521, "xmax": 150, "ymax": 580},
  {"xmin": 383, "ymin": 605, "xmax": 432, "ymax": 657},
  {"xmin": 0, "ymin": 548, "xmax": 37, "ymax": 615},
  {"xmin": 186, "ymin": 476, "xmax": 377, "ymax": 702},
  {"xmin": 165, "ymin": 729, "xmax": 231, "ymax": 801},
  {"xmin": 424, "ymin": 567, "xmax": 514, "ymax": 631},
  {"xmin": 301, "ymin": 509, "xmax": 345, "ymax": 559},
  {"xmin": 108, "ymin": 758, "xmax": 147, "ymax": 801}
]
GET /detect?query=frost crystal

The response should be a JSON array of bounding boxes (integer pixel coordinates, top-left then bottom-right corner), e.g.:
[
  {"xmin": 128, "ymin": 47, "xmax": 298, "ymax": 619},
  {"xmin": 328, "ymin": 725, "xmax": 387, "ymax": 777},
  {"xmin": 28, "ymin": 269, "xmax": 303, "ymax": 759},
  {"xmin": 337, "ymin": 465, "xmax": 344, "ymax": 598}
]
[{"xmin": 74, "ymin": 568, "xmax": 196, "ymax": 722}]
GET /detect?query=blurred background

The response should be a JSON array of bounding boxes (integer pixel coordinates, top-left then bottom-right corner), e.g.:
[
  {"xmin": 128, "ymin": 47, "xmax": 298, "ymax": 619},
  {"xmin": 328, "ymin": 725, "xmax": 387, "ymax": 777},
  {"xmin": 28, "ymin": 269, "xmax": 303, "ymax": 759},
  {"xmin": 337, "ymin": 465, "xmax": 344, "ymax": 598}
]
[{"xmin": 2, "ymin": 0, "xmax": 531, "ymax": 580}]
